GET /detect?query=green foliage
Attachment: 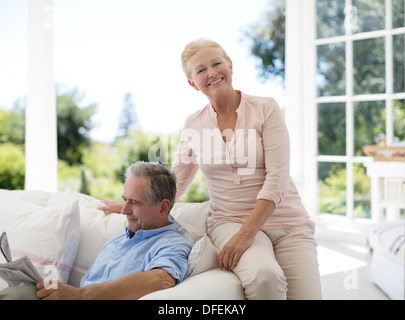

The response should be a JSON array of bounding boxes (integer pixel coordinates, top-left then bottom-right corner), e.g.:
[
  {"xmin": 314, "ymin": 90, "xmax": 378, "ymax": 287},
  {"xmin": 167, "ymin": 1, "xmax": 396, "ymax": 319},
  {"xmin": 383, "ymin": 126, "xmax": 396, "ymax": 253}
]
[
  {"xmin": 116, "ymin": 92, "xmax": 138, "ymax": 139},
  {"xmin": 178, "ymin": 170, "xmax": 209, "ymax": 203},
  {"xmin": 0, "ymin": 100, "xmax": 25, "ymax": 144},
  {"xmin": 354, "ymin": 101, "xmax": 386, "ymax": 155},
  {"xmin": 56, "ymin": 86, "xmax": 97, "ymax": 165},
  {"xmin": 319, "ymin": 163, "xmax": 371, "ymax": 218},
  {"xmin": 319, "ymin": 162, "xmax": 346, "ymax": 215},
  {"xmin": 81, "ymin": 141, "xmax": 124, "ymax": 201},
  {"xmin": 0, "ymin": 143, "xmax": 25, "ymax": 190},
  {"xmin": 0, "ymin": 87, "xmax": 97, "ymax": 166},
  {"xmin": 79, "ymin": 168, "xmax": 90, "ymax": 195},
  {"xmin": 57, "ymin": 160, "xmax": 81, "ymax": 192},
  {"xmin": 113, "ymin": 130, "xmax": 163, "ymax": 183},
  {"xmin": 394, "ymin": 100, "xmax": 405, "ymax": 141},
  {"xmin": 353, "ymin": 164, "xmax": 371, "ymax": 218},
  {"xmin": 317, "ymin": 103, "xmax": 346, "ymax": 155},
  {"xmin": 241, "ymin": 0, "xmax": 285, "ymax": 82}
]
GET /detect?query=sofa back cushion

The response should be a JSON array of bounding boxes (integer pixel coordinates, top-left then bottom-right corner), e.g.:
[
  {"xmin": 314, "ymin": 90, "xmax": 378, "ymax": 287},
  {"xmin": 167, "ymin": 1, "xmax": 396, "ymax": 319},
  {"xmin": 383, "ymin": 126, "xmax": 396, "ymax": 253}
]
[{"xmin": 0, "ymin": 191, "xmax": 80, "ymax": 290}]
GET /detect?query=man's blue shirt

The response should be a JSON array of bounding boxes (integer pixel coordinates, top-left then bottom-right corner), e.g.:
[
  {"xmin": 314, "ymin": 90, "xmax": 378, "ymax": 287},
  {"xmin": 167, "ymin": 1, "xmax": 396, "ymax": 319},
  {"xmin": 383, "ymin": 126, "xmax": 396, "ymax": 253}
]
[{"xmin": 80, "ymin": 221, "xmax": 192, "ymax": 287}]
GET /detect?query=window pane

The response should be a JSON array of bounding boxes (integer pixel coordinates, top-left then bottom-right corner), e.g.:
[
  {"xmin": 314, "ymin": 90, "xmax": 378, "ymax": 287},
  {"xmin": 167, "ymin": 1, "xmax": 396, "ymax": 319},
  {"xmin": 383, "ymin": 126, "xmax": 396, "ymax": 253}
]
[
  {"xmin": 394, "ymin": 99, "xmax": 405, "ymax": 142},
  {"xmin": 318, "ymin": 103, "xmax": 346, "ymax": 155},
  {"xmin": 353, "ymin": 163, "xmax": 371, "ymax": 219},
  {"xmin": 393, "ymin": 34, "xmax": 405, "ymax": 94},
  {"xmin": 354, "ymin": 100, "xmax": 386, "ymax": 156},
  {"xmin": 318, "ymin": 162, "xmax": 346, "ymax": 215},
  {"xmin": 316, "ymin": 43, "xmax": 345, "ymax": 96},
  {"xmin": 353, "ymin": 37, "xmax": 385, "ymax": 94},
  {"xmin": 316, "ymin": 0, "xmax": 345, "ymax": 38},
  {"xmin": 393, "ymin": 0, "xmax": 405, "ymax": 28},
  {"xmin": 353, "ymin": 0, "xmax": 385, "ymax": 33}
]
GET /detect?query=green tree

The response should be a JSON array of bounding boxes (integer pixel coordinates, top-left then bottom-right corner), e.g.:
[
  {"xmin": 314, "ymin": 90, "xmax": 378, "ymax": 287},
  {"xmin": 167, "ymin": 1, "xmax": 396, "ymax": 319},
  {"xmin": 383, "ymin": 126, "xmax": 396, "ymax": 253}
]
[
  {"xmin": 0, "ymin": 143, "xmax": 25, "ymax": 190},
  {"xmin": 241, "ymin": 0, "xmax": 285, "ymax": 82},
  {"xmin": 0, "ymin": 86, "xmax": 97, "ymax": 166},
  {"xmin": 56, "ymin": 86, "xmax": 97, "ymax": 165},
  {"xmin": 79, "ymin": 168, "xmax": 90, "ymax": 195},
  {"xmin": 0, "ymin": 98, "xmax": 25, "ymax": 144},
  {"xmin": 113, "ymin": 130, "xmax": 159, "ymax": 183},
  {"xmin": 116, "ymin": 92, "xmax": 138, "ymax": 139}
]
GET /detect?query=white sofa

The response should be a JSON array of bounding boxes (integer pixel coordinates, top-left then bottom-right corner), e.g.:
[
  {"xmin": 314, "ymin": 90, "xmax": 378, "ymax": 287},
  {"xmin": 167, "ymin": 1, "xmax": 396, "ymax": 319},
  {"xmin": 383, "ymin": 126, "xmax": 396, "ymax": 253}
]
[
  {"xmin": 0, "ymin": 189, "xmax": 245, "ymax": 300},
  {"xmin": 368, "ymin": 220, "xmax": 405, "ymax": 300}
]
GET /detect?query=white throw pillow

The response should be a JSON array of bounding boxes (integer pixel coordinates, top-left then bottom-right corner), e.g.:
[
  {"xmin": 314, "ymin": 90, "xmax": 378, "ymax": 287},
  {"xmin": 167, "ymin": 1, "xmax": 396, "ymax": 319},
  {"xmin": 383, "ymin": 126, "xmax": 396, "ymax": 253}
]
[
  {"xmin": 170, "ymin": 201, "xmax": 209, "ymax": 244},
  {"xmin": 46, "ymin": 192, "xmax": 127, "ymax": 287},
  {"xmin": 170, "ymin": 214, "xmax": 204, "ymax": 245},
  {"xmin": 171, "ymin": 201, "xmax": 209, "ymax": 235},
  {"xmin": 186, "ymin": 233, "xmax": 219, "ymax": 278},
  {"xmin": 0, "ymin": 195, "xmax": 80, "ymax": 289}
]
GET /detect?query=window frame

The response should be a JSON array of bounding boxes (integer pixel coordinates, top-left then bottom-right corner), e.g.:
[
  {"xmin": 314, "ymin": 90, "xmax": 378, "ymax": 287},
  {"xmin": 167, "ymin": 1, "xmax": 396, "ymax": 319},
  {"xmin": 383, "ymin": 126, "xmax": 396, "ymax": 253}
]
[
  {"xmin": 285, "ymin": 0, "xmax": 404, "ymax": 221},
  {"xmin": 314, "ymin": 0, "xmax": 405, "ymax": 219}
]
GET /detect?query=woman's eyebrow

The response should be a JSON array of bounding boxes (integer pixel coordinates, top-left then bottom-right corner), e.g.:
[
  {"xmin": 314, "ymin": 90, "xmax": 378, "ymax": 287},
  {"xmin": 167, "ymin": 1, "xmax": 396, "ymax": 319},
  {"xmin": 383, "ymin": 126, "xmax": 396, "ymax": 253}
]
[{"xmin": 194, "ymin": 64, "xmax": 205, "ymax": 70}]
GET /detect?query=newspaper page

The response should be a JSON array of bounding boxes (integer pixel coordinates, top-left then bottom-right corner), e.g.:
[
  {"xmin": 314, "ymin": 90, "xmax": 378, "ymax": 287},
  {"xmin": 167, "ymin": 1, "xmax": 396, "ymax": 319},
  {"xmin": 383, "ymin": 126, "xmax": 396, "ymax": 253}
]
[
  {"xmin": 0, "ymin": 231, "xmax": 12, "ymax": 263},
  {"xmin": 0, "ymin": 232, "xmax": 43, "ymax": 286}
]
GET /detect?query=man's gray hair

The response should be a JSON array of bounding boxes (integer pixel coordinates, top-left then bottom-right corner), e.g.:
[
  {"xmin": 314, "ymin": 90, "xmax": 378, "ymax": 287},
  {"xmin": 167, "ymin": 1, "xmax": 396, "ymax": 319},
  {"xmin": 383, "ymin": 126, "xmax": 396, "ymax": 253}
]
[{"xmin": 124, "ymin": 161, "xmax": 177, "ymax": 210}]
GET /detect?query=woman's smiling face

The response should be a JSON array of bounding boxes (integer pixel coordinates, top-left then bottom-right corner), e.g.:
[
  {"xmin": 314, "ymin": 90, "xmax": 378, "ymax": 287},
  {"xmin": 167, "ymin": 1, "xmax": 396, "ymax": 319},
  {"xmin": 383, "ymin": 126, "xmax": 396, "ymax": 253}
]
[{"xmin": 187, "ymin": 46, "xmax": 233, "ymax": 98}]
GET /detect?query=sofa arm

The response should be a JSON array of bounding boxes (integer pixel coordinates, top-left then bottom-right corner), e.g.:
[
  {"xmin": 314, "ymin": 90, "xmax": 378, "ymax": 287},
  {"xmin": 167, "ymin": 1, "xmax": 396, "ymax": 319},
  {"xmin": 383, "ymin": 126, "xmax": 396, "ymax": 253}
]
[{"xmin": 140, "ymin": 268, "xmax": 245, "ymax": 300}]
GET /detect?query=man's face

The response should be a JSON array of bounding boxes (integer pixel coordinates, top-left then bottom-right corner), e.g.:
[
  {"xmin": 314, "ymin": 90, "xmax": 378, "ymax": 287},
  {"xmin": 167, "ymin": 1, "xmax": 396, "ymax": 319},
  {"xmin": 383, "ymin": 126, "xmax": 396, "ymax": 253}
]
[{"xmin": 121, "ymin": 175, "xmax": 165, "ymax": 233}]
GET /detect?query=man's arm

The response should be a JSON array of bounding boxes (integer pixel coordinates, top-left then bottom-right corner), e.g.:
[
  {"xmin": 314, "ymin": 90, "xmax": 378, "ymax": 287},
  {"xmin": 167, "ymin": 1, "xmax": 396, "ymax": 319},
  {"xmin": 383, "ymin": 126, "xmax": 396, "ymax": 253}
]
[{"xmin": 36, "ymin": 268, "xmax": 175, "ymax": 300}]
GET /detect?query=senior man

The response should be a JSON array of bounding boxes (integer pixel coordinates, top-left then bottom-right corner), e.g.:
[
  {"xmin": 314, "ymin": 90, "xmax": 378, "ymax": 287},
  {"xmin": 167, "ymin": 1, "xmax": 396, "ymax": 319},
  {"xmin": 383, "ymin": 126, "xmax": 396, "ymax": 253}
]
[{"xmin": 1, "ymin": 161, "xmax": 192, "ymax": 300}]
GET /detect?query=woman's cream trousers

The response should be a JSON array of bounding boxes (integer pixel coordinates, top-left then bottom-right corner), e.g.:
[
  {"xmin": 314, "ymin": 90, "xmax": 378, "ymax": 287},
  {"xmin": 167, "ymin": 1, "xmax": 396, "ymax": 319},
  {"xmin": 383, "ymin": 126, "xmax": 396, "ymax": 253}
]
[{"xmin": 208, "ymin": 220, "xmax": 322, "ymax": 300}]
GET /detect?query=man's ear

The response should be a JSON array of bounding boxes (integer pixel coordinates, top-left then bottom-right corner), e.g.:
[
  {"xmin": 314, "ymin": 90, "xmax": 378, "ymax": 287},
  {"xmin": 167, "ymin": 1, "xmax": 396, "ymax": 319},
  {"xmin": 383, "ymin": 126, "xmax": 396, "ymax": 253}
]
[
  {"xmin": 188, "ymin": 80, "xmax": 199, "ymax": 91},
  {"xmin": 159, "ymin": 199, "xmax": 171, "ymax": 216}
]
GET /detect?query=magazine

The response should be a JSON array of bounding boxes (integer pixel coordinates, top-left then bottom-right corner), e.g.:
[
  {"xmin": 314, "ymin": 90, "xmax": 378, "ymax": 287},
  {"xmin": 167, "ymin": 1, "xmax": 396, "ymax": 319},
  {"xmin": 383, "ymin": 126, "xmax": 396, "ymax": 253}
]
[{"xmin": 0, "ymin": 232, "xmax": 42, "ymax": 286}]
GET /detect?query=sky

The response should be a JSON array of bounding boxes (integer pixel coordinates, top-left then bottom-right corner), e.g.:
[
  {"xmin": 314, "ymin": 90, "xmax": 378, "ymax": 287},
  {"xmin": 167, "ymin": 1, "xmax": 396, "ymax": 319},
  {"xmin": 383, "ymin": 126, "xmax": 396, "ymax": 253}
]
[{"xmin": 0, "ymin": 0, "xmax": 284, "ymax": 143}]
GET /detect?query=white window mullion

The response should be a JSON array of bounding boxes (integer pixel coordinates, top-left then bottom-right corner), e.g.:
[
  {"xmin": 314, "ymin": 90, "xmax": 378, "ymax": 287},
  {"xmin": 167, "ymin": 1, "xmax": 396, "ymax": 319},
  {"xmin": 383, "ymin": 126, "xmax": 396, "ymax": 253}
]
[
  {"xmin": 308, "ymin": 0, "xmax": 318, "ymax": 217},
  {"xmin": 385, "ymin": 0, "xmax": 394, "ymax": 145},
  {"xmin": 345, "ymin": 0, "xmax": 354, "ymax": 219},
  {"xmin": 306, "ymin": 0, "xmax": 318, "ymax": 217}
]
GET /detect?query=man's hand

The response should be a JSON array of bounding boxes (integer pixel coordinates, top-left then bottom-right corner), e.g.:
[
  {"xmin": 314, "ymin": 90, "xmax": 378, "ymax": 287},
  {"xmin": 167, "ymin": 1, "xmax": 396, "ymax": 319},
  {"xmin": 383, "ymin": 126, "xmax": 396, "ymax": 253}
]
[
  {"xmin": 98, "ymin": 200, "xmax": 124, "ymax": 214},
  {"xmin": 36, "ymin": 280, "xmax": 82, "ymax": 300}
]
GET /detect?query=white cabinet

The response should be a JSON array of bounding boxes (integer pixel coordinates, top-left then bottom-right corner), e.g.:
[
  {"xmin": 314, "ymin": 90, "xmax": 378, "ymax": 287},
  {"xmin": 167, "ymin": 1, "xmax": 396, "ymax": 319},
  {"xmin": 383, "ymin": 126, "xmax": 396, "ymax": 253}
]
[{"xmin": 365, "ymin": 161, "xmax": 405, "ymax": 222}]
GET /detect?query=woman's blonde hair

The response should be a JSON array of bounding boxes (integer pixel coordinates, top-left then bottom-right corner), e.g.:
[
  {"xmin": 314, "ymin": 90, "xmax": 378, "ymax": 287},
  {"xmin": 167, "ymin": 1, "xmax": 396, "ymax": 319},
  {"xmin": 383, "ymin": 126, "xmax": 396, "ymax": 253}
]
[{"xmin": 181, "ymin": 38, "xmax": 230, "ymax": 80}]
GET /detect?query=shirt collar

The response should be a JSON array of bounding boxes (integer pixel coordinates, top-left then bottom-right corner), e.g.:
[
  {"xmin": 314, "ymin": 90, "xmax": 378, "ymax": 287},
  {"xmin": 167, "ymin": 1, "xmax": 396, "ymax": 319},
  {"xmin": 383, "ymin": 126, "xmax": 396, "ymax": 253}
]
[{"xmin": 125, "ymin": 220, "xmax": 176, "ymax": 240}]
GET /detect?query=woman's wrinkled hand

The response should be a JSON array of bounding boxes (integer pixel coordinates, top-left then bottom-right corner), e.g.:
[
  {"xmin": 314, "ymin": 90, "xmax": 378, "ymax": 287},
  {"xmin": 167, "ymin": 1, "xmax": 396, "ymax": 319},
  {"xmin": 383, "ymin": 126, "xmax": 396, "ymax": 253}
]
[
  {"xmin": 218, "ymin": 231, "xmax": 254, "ymax": 270},
  {"xmin": 97, "ymin": 200, "xmax": 123, "ymax": 214}
]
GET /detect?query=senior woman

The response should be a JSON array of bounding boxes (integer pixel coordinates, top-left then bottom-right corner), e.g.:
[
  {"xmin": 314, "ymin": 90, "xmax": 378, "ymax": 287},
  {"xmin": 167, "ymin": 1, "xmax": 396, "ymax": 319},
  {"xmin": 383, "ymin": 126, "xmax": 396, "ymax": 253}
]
[
  {"xmin": 100, "ymin": 38, "xmax": 322, "ymax": 300},
  {"xmin": 172, "ymin": 38, "xmax": 322, "ymax": 300}
]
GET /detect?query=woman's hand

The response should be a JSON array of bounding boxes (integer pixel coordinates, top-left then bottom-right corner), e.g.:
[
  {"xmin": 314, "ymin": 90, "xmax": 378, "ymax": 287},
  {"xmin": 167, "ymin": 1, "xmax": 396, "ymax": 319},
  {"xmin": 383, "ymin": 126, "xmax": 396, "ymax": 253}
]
[
  {"xmin": 218, "ymin": 200, "xmax": 276, "ymax": 270},
  {"xmin": 98, "ymin": 200, "xmax": 123, "ymax": 214},
  {"xmin": 218, "ymin": 231, "xmax": 255, "ymax": 270}
]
